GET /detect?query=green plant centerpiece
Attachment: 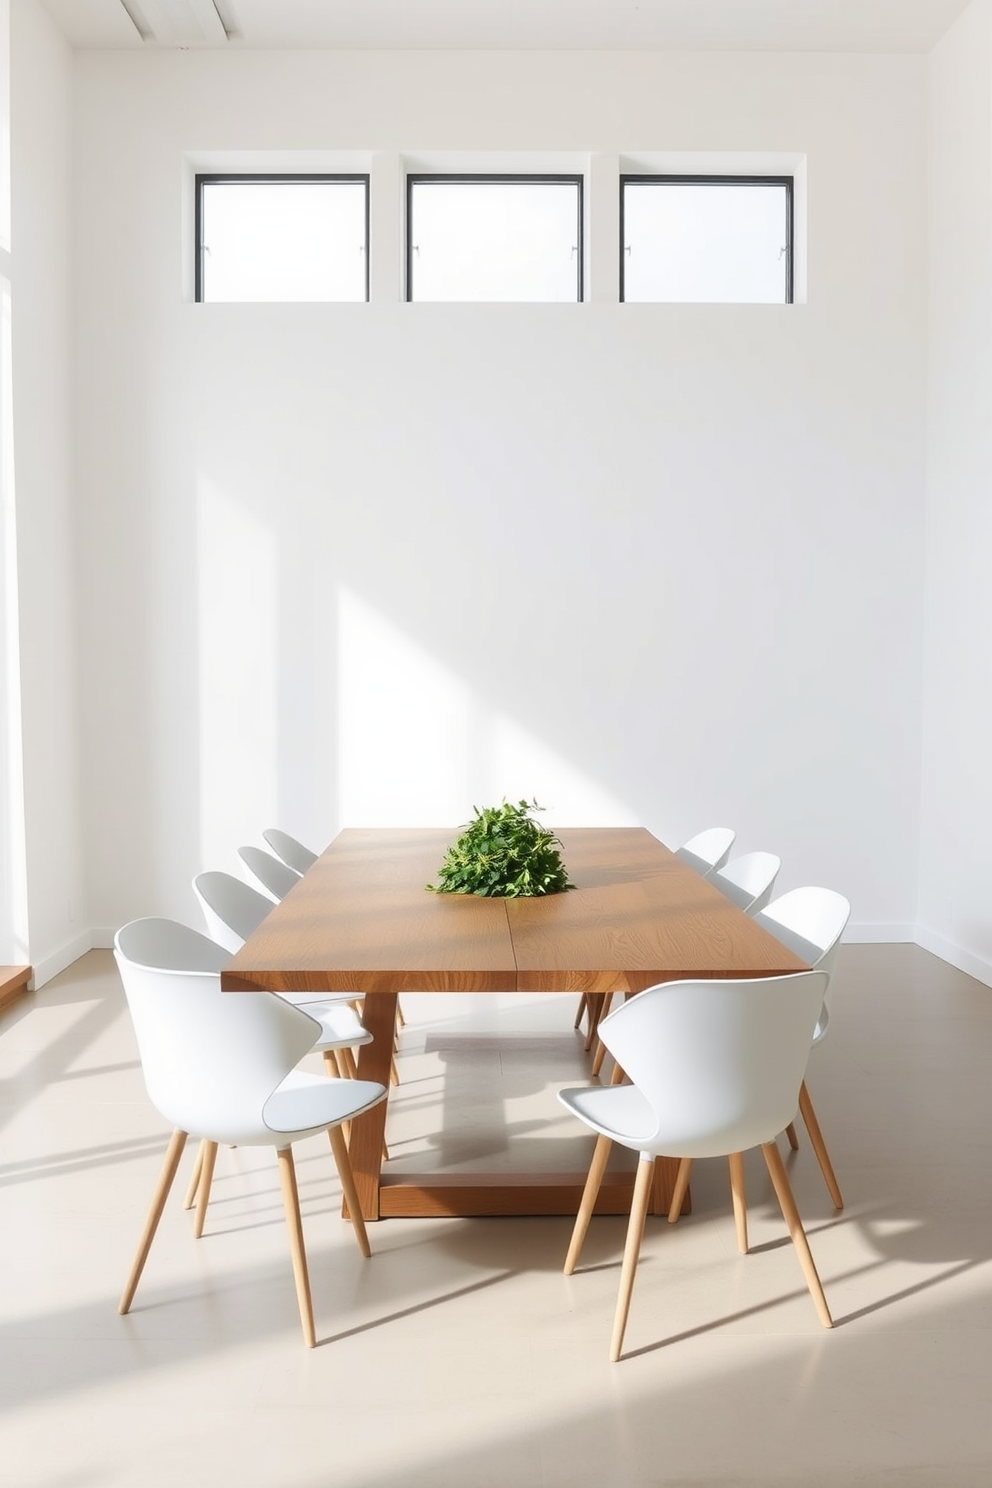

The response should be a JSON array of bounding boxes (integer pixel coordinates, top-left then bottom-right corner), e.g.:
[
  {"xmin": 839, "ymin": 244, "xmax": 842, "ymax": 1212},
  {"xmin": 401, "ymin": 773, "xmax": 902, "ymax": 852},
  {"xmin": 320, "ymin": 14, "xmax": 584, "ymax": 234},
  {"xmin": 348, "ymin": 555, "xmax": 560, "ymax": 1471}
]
[{"xmin": 428, "ymin": 799, "xmax": 575, "ymax": 898}]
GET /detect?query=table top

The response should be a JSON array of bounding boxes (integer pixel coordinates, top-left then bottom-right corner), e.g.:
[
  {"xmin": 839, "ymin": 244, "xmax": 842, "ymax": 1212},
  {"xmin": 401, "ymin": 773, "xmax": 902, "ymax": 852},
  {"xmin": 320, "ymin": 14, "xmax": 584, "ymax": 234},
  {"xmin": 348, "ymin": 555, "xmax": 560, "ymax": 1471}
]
[{"xmin": 220, "ymin": 826, "xmax": 808, "ymax": 995}]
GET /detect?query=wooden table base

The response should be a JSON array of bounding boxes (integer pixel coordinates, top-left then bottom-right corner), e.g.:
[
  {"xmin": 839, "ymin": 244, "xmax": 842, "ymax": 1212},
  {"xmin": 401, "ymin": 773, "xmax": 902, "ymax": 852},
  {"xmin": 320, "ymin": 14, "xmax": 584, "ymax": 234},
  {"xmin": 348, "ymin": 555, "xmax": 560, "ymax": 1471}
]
[{"xmin": 374, "ymin": 1161, "xmax": 685, "ymax": 1220}]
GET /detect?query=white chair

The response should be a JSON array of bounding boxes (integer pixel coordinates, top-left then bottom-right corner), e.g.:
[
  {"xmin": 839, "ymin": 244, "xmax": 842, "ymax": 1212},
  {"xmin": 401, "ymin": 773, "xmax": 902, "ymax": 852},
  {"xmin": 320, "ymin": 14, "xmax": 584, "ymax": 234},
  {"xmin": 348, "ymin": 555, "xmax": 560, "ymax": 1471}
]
[
  {"xmin": 113, "ymin": 917, "xmax": 387, "ymax": 1347},
  {"xmin": 263, "ymin": 827, "xmax": 318, "ymax": 875},
  {"xmin": 559, "ymin": 970, "xmax": 833, "ymax": 1361},
  {"xmin": 752, "ymin": 886, "xmax": 851, "ymax": 1208},
  {"xmin": 583, "ymin": 841, "xmax": 773, "ymax": 1078},
  {"xmin": 190, "ymin": 869, "xmax": 384, "ymax": 1203},
  {"xmin": 674, "ymin": 826, "xmax": 736, "ymax": 877},
  {"xmin": 237, "ymin": 844, "xmax": 302, "ymax": 902},
  {"xmin": 193, "ymin": 869, "xmax": 372, "ymax": 1059},
  {"xmin": 709, "ymin": 850, "xmax": 781, "ymax": 915},
  {"xmin": 193, "ymin": 868, "xmax": 351, "ymax": 1005}
]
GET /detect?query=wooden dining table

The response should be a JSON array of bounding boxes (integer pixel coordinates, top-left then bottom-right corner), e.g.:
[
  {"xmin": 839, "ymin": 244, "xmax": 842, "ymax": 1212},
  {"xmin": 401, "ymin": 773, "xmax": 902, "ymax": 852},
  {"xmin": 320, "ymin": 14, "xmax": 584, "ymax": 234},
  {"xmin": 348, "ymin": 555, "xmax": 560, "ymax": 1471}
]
[{"xmin": 221, "ymin": 826, "xmax": 808, "ymax": 1221}]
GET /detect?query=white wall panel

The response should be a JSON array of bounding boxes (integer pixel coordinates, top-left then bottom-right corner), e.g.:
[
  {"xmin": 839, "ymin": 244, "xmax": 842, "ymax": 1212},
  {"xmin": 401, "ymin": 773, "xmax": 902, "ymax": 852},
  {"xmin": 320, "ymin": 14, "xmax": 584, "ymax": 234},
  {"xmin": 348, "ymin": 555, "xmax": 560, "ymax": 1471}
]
[{"xmin": 69, "ymin": 48, "xmax": 927, "ymax": 938}]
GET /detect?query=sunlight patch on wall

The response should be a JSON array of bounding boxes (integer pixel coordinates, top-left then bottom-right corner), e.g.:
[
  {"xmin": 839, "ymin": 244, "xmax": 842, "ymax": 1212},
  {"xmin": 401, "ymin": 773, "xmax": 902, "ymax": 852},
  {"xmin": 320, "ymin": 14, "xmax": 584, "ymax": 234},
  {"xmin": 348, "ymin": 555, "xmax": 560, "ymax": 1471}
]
[
  {"xmin": 0, "ymin": 272, "xmax": 27, "ymax": 961},
  {"xmin": 337, "ymin": 588, "xmax": 472, "ymax": 824},
  {"xmin": 487, "ymin": 713, "xmax": 636, "ymax": 827},
  {"xmin": 197, "ymin": 479, "xmax": 277, "ymax": 864},
  {"xmin": 337, "ymin": 589, "xmax": 632, "ymax": 828}
]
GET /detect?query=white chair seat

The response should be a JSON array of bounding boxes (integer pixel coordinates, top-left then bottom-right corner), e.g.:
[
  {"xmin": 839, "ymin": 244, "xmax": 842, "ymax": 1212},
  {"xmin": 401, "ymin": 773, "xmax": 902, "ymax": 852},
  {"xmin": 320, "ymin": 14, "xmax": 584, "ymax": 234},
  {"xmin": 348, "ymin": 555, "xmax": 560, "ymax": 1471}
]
[
  {"xmin": 263, "ymin": 1069, "xmax": 385, "ymax": 1137},
  {"xmin": 558, "ymin": 1082, "xmax": 658, "ymax": 1148}
]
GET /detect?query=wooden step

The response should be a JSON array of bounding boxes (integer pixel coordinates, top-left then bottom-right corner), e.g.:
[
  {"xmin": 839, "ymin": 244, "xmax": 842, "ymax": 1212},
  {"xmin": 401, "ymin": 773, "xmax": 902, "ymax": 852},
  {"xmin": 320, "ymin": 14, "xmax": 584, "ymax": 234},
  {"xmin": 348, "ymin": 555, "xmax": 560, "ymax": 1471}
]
[{"xmin": 0, "ymin": 965, "xmax": 32, "ymax": 1013}]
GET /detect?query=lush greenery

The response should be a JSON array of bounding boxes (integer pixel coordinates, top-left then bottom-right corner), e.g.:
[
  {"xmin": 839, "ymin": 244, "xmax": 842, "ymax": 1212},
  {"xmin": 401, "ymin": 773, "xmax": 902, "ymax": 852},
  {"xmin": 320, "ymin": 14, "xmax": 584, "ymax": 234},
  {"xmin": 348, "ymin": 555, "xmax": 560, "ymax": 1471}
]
[{"xmin": 428, "ymin": 799, "xmax": 574, "ymax": 898}]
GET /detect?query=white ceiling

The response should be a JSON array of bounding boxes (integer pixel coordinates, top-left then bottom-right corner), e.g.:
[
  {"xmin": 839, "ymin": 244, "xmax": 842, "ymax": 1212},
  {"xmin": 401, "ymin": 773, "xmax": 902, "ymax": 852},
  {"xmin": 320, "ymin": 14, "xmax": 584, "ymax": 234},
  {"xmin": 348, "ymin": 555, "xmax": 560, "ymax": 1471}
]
[{"xmin": 40, "ymin": 0, "xmax": 975, "ymax": 54}]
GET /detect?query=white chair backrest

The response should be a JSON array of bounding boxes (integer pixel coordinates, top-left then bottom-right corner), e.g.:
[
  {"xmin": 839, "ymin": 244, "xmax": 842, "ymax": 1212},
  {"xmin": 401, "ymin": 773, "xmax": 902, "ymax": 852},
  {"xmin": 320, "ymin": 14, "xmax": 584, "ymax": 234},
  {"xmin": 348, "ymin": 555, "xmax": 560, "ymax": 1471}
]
[
  {"xmin": 753, "ymin": 887, "xmax": 851, "ymax": 1040},
  {"xmin": 597, "ymin": 970, "xmax": 828, "ymax": 1158},
  {"xmin": 263, "ymin": 828, "xmax": 318, "ymax": 875},
  {"xmin": 193, "ymin": 870, "xmax": 273, "ymax": 952},
  {"xmin": 675, "ymin": 826, "xmax": 736, "ymax": 877},
  {"xmin": 710, "ymin": 851, "xmax": 782, "ymax": 915},
  {"xmin": 237, "ymin": 845, "xmax": 302, "ymax": 902},
  {"xmin": 114, "ymin": 917, "xmax": 320, "ymax": 1144}
]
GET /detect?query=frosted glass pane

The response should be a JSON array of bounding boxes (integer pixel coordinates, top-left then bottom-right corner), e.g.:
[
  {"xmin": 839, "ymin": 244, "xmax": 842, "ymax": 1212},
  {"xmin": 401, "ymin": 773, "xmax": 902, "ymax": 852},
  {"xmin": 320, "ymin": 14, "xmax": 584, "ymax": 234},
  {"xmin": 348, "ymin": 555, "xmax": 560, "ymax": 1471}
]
[
  {"xmin": 623, "ymin": 181, "xmax": 789, "ymax": 304},
  {"xmin": 200, "ymin": 181, "xmax": 367, "ymax": 303},
  {"xmin": 409, "ymin": 181, "xmax": 581, "ymax": 302}
]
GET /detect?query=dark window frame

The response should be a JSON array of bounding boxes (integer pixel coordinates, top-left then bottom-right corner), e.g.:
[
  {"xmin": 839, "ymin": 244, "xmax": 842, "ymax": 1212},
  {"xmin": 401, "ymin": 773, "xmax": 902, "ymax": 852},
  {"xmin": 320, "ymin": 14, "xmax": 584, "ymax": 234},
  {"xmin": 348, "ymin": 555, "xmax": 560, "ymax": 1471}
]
[
  {"xmin": 619, "ymin": 174, "xmax": 794, "ymax": 305},
  {"xmin": 194, "ymin": 173, "xmax": 371, "ymax": 304},
  {"xmin": 405, "ymin": 173, "xmax": 585, "ymax": 304}
]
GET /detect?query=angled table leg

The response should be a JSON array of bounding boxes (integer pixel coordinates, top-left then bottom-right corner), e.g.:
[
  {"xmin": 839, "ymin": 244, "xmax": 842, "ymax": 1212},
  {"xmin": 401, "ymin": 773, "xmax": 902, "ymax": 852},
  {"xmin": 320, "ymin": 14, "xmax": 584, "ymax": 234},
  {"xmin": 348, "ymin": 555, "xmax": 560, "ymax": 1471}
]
[{"xmin": 350, "ymin": 984, "xmax": 399, "ymax": 1221}]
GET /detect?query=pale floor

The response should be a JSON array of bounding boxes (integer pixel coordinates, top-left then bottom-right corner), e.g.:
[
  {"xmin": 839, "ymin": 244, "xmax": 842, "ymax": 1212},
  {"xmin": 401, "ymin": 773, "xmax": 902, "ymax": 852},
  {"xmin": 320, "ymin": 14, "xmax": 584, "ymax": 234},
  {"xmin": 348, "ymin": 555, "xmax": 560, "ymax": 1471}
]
[{"xmin": 2, "ymin": 945, "xmax": 992, "ymax": 1487}]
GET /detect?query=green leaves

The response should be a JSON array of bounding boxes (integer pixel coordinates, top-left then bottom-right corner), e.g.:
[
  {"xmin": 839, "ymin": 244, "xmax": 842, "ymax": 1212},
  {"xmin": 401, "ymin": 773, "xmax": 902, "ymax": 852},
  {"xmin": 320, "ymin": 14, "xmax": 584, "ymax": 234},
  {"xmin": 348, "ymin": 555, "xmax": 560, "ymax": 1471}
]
[{"xmin": 428, "ymin": 799, "xmax": 574, "ymax": 898}]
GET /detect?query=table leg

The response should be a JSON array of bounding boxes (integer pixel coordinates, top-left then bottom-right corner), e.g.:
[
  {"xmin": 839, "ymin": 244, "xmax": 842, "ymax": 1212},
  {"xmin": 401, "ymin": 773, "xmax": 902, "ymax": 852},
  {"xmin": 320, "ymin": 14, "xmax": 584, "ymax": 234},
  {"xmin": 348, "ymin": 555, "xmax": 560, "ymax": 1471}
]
[{"xmin": 349, "ymin": 988, "xmax": 398, "ymax": 1221}]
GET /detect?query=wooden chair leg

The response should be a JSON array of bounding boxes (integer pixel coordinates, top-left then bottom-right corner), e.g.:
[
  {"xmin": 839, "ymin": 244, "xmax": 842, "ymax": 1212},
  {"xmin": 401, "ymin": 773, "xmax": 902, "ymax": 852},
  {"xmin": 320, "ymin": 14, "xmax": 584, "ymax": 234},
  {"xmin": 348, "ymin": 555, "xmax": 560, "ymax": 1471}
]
[
  {"xmin": 590, "ymin": 1036, "xmax": 608, "ymax": 1079},
  {"xmin": 192, "ymin": 1140, "xmax": 218, "ymax": 1239},
  {"xmin": 728, "ymin": 1151, "xmax": 748, "ymax": 1253},
  {"xmin": 583, "ymin": 994, "xmax": 606, "ymax": 1052},
  {"xmin": 328, "ymin": 1123, "xmax": 372, "ymax": 1259},
  {"xmin": 573, "ymin": 993, "xmax": 587, "ymax": 1030},
  {"xmin": 119, "ymin": 1128, "xmax": 188, "ymax": 1315},
  {"xmin": 183, "ymin": 1138, "xmax": 206, "ymax": 1210},
  {"xmin": 798, "ymin": 1080, "xmax": 843, "ymax": 1209},
  {"xmin": 785, "ymin": 1122, "xmax": 800, "ymax": 1151},
  {"xmin": 610, "ymin": 1155, "xmax": 655, "ymax": 1363},
  {"xmin": 667, "ymin": 1157, "xmax": 693, "ymax": 1222},
  {"xmin": 276, "ymin": 1145, "xmax": 317, "ymax": 1348},
  {"xmin": 761, "ymin": 1141, "xmax": 833, "ymax": 1329},
  {"xmin": 564, "ymin": 1132, "xmax": 613, "ymax": 1274}
]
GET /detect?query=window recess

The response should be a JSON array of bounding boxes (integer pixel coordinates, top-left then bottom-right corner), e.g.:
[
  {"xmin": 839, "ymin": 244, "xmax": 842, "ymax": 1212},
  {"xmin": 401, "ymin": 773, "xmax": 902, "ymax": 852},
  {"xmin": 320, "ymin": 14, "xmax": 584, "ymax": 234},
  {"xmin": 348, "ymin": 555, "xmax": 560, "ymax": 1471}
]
[
  {"xmin": 406, "ymin": 175, "xmax": 583, "ymax": 303},
  {"xmin": 195, "ymin": 174, "xmax": 369, "ymax": 303},
  {"xmin": 621, "ymin": 175, "xmax": 793, "ymax": 305}
]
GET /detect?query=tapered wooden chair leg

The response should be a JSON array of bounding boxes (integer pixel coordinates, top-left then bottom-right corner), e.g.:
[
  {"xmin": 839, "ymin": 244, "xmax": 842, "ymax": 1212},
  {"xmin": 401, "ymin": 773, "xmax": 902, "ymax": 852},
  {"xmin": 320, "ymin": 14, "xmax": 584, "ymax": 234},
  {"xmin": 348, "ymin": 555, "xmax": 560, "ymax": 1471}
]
[
  {"xmin": 192, "ymin": 1140, "xmax": 218, "ymax": 1239},
  {"xmin": 120, "ymin": 1128, "xmax": 188, "ymax": 1315},
  {"xmin": 276, "ymin": 1146, "xmax": 317, "ymax": 1348},
  {"xmin": 584, "ymin": 994, "xmax": 607, "ymax": 1052},
  {"xmin": 785, "ymin": 1122, "xmax": 800, "ymax": 1151},
  {"xmin": 183, "ymin": 1138, "xmax": 206, "ymax": 1210},
  {"xmin": 328, "ymin": 1123, "xmax": 372, "ymax": 1259},
  {"xmin": 573, "ymin": 993, "xmax": 587, "ymax": 1030},
  {"xmin": 590, "ymin": 1036, "xmax": 608, "ymax": 1079},
  {"xmin": 667, "ymin": 1158, "xmax": 693, "ymax": 1222},
  {"xmin": 610, "ymin": 1155, "xmax": 655, "ymax": 1363},
  {"xmin": 761, "ymin": 1141, "xmax": 832, "ymax": 1328},
  {"xmin": 728, "ymin": 1151, "xmax": 748, "ymax": 1253},
  {"xmin": 564, "ymin": 1132, "xmax": 613, "ymax": 1274},
  {"xmin": 798, "ymin": 1080, "xmax": 843, "ymax": 1209}
]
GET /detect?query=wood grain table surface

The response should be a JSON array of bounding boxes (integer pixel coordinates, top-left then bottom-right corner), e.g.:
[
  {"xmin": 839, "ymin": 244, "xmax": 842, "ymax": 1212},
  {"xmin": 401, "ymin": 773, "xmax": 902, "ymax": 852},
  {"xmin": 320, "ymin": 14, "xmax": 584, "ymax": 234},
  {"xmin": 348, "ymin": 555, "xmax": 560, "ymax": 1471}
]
[{"xmin": 221, "ymin": 827, "xmax": 808, "ymax": 1220}]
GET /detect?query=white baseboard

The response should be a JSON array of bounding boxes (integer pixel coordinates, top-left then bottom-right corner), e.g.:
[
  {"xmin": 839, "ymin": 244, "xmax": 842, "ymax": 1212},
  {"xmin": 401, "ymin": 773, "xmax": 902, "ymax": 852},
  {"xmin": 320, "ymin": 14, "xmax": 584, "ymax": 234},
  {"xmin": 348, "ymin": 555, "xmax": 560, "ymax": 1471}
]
[
  {"xmin": 27, "ymin": 920, "xmax": 992, "ymax": 992},
  {"xmin": 31, "ymin": 930, "xmax": 97, "ymax": 989},
  {"xmin": 844, "ymin": 921, "xmax": 915, "ymax": 944},
  {"xmin": 914, "ymin": 924, "xmax": 992, "ymax": 990}
]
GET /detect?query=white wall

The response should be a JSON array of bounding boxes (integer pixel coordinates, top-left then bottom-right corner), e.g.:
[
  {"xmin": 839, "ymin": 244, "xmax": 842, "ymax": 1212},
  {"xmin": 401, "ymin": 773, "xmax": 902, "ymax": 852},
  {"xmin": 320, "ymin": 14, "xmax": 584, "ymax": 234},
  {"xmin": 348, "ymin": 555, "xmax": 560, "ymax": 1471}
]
[
  {"xmin": 8, "ymin": 0, "xmax": 87, "ymax": 981},
  {"xmin": 70, "ymin": 48, "xmax": 927, "ymax": 940},
  {"xmin": 919, "ymin": 0, "xmax": 992, "ymax": 982}
]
